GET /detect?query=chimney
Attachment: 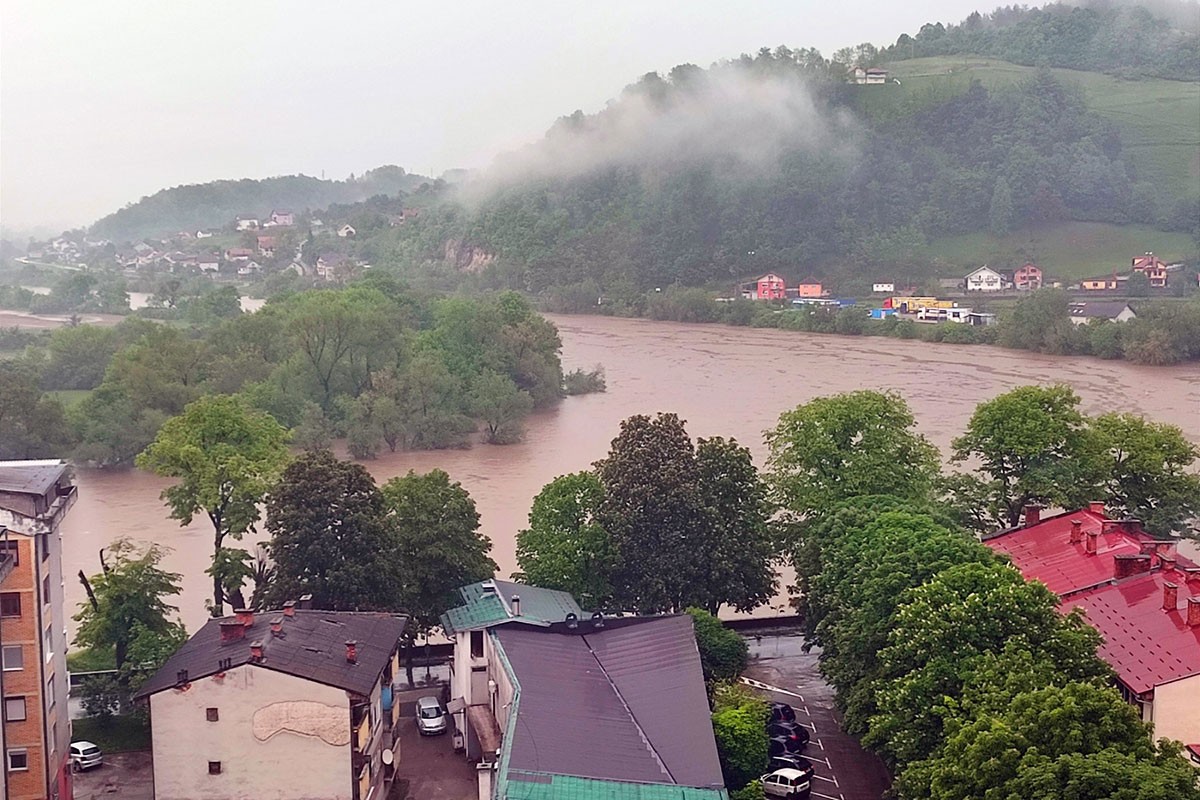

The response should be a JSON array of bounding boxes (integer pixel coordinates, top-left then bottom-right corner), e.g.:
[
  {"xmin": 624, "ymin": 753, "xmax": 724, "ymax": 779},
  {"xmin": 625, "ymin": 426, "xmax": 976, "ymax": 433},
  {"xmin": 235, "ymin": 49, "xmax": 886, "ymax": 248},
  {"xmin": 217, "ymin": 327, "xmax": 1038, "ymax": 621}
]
[
  {"xmin": 511, "ymin": 594, "xmax": 521, "ymax": 617},
  {"xmin": 1160, "ymin": 553, "xmax": 1177, "ymax": 574},
  {"xmin": 1101, "ymin": 520, "xmax": 1119, "ymax": 536},
  {"xmin": 250, "ymin": 640, "xmax": 264, "ymax": 662},
  {"xmin": 1113, "ymin": 554, "xmax": 1151, "ymax": 580},
  {"xmin": 1156, "ymin": 541, "xmax": 1177, "ymax": 560},
  {"xmin": 235, "ymin": 608, "xmax": 254, "ymax": 627},
  {"xmin": 1085, "ymin": 529, "xmax": 1099, "ymax": 555},
  {"xmin": 298, "ymin": 594, "xmax": 313, "ymax": 610},
  {"xmin": 1023, "ymin": 504, "xmax": 1042, "ymax": 527},
  {"xmin": 1130, "ymin": 554, "xmax": 1153, "ymax": 576},
  {"xmin": 270, "ymin": 616, "xmax": 284, "ymax": 637},
  {"xmin": 1189, "ymin": 597, "xmax": 1200, "ymax": 628},
  {"xmin": 282, "ymin": 600, "xmax": 296, "ymax": 618},
  {"xmin": 1089, "ymin": 500, "xmax": 1106, "ymax": 515},
  {"xmin": 175, "ymin": 669, "xmax": 189, "ymax": 686},
  {"xmin": 220, "ymin": 620, "xmax": 246, "ymax": 643},
  {"xmin": 1069, "ymin": 519, "xmax": 1083, "ymax": 544},
  {"xmin": 1163, "ymin": 582, "xmax": 1178, "ymax": 612},
  {"xmin": 345, "ymin": 640, "xmax": 357, "ymax": 663},
  {"xmin": 1185, "ymin": 568, "xmax": 1200, "ymax": 585}
]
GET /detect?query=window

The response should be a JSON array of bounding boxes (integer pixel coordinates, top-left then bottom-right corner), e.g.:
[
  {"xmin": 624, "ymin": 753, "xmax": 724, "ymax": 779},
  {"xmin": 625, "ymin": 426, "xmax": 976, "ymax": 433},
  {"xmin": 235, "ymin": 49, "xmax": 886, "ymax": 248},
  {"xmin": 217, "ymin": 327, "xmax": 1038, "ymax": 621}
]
[
  {"xmin": 7, "ymin": 749, "xmax": 27, "ymax": 771},
  {"xmin": 1, "ymin": 646, "xmax": 22, "ymax": 671},
  {"xmin": 40, "ymin": 534, "xmax": 49, "ymax": 562},
  {"xmin": 42, "ymin": 575, "xmax": 50, "ymax": 605},
  {"xmin": 470, "ymin": 629, "xmax": 484, "ymax": 659},
  {"xmin": 0, "ymin": 540, "xmax": 18, "ymax": 566},
  {"xmin": 44, "ymin": 625, "xmax": 53, "ymax": 662},
  {"xmin": 0, "ymin": 593, "xmax": 20, "ymax": 618},
  {"xmin": 208, "ymin": 761, "xmax": 221, "ymax": 775},
  {"xmin": 206, "ymin": 707, "xmax": 219, "ymax": 722},
  {"xmin": 4, "ymin": 697, "xmax": 25, "ymax": 722},
  {"xmin": 45, "ymin": 677, "xmax": 54, "ymax": 710}
]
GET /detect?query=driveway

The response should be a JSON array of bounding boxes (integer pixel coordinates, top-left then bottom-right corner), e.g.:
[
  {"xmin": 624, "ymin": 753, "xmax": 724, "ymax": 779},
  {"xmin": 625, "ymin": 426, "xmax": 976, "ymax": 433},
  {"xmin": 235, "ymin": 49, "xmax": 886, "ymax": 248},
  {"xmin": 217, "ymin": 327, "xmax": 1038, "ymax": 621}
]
[
  {"xmin": 745, "ymin": 633, "xmax": 892, "ymax": 800},
  {"xmin": 392, "ymin": 714, "xmax": 478, "ymax": 800},
  {"xmin": 72, "ymin": 751, "xmax": 153, "ymax": 800}
]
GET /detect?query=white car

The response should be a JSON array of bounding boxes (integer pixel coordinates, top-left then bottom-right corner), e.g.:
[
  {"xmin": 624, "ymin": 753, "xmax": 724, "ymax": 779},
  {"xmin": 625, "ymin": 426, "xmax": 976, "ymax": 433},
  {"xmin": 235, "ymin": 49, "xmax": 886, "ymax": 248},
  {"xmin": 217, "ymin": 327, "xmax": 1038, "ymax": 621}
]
[
  {"xmin": 416, "ymin": 696, "xmax": 447, "ymax": 735},
  {"xmin": 761, "ymin": 768, "xmax": 811, "ymax": 799},
  {"xmin": 70, "ymin": 741, "xmax": 103, "ymax": 772}
]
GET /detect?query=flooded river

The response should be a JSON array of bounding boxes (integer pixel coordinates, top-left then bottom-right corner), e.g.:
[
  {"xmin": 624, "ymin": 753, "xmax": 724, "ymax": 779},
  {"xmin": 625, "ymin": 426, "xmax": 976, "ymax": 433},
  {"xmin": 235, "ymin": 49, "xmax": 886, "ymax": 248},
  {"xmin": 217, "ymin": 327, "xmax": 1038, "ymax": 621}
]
[{"xmin": 60, "ymin": 314, "xmax": 1200, "ymax": 634}]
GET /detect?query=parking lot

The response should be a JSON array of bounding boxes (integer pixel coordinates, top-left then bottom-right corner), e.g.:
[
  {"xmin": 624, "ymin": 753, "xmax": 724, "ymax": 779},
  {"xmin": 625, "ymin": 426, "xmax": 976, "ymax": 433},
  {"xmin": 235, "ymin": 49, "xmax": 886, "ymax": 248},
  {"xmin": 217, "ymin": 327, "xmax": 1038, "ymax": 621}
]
[
  {"xmin": 71, "ymin": 751, "xmax": 153, "ymax": 800},
  {"xmin": 745, "ymin": 633, "xmax": 891, "ymax": 800},
  {"xmin": 392, "ymin": 712, "xmax": 477, "ymax": 800}
]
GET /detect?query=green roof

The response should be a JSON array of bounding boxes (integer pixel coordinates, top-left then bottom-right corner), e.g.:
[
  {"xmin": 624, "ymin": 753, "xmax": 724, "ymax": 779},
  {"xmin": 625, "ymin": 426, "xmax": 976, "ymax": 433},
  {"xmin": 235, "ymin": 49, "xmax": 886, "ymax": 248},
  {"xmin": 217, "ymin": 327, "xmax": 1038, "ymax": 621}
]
[
  {"xmin": 502, "ymin": 772, "xmax": 729, "ymax": 800},
  {"xmin": 440, "ymin": 579, "xmax": 584, "ymax": 635}
]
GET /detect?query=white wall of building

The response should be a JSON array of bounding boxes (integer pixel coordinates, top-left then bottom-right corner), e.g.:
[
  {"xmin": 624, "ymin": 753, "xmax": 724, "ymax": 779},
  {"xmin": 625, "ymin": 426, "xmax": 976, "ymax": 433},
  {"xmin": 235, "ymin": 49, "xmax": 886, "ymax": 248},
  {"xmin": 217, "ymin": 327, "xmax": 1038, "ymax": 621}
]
[{"xmin": 1151, "ymin": 673, "xmax": 1200, "ymax": 749}]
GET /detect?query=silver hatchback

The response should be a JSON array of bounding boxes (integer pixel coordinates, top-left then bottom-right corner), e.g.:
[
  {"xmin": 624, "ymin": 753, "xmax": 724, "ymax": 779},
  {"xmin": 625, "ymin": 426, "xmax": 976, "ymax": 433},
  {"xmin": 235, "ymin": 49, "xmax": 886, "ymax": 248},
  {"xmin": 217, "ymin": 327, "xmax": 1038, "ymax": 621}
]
[
  {"xmin": 70, "ymin": 741, "xmax": 103, "ymax": 772},
  {"xmin": 416, "ymin": 696, "xmax": 447, "ymax": 735}
]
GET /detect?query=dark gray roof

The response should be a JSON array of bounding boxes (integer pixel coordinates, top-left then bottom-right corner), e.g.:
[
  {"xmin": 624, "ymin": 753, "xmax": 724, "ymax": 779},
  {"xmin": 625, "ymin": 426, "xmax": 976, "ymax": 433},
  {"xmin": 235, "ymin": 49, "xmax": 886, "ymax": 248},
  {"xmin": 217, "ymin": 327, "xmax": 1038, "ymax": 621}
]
[
  {"xmin": 0, "ymin": 461, "xmax": 68, "ymax": 496},
  {"xmin": 494, "ymin": 615, "xmax": 724, "ymax": 790},
  {"xmin": 1069, "ymin": 301, "xmax": 1134, "ymax": 320},
  {"xmin": 136, "ymin": 610, "xmax": 406, "ymax": 699}
]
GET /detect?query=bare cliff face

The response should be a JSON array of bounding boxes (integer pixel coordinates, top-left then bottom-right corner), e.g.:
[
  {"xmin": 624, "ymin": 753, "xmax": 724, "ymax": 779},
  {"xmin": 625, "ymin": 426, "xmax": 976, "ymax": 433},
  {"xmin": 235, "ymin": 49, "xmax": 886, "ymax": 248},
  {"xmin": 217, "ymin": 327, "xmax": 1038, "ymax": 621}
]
[{"xmin": 443, "ymin": 238, "xmax": 496, "ymax": 272}]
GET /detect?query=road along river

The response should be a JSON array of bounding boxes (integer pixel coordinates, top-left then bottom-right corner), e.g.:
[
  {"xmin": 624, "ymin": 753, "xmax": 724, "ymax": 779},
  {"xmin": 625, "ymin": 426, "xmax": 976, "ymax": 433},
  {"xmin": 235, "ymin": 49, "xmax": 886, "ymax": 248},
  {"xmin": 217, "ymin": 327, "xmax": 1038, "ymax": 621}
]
[{"xmin": 60, "ymin": 314, "xmax": 1200, "ymax": 634}]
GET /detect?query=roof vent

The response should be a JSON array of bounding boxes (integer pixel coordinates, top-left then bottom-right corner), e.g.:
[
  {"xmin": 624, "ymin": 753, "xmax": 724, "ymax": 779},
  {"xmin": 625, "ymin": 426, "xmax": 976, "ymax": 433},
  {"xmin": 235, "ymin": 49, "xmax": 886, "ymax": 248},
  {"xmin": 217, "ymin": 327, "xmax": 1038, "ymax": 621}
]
[
  {"xmin": 591, "ymin": 612, "xmax": 605, "ymax": 629},
  {"xmin": 282, "ymin": 600, "xmax": 296, "ymax": 618},
  {"xmin": 346, "ymin": 640, "xmax": 358, "ymax": 664},
  {"xmin": 565, "ymin": 613, "xmax": 579, "ymax": 630},
  {"xmin": 297, "ymin": 594, "xmax": 313, "ymax": 610},
  {"xmin": 511, "ymin": 594, "xmax": 521, "ymax": 617},
  {"xmin": 175, "ymin": 669, "xmax": 189, "ymax": 686}
]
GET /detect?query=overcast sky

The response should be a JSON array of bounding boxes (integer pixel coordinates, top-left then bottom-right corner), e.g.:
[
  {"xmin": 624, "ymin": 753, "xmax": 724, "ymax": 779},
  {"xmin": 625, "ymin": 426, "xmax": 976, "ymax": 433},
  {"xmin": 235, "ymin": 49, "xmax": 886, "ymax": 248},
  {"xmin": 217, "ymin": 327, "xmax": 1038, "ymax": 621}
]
[{"xmin": 2, "ymin": 0, "xmax": 994, "ymax": 234}]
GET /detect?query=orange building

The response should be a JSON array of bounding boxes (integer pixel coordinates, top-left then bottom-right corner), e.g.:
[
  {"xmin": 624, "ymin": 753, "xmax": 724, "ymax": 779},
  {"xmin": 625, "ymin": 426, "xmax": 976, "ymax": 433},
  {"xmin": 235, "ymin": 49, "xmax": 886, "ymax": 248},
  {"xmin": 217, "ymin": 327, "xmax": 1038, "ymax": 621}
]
[
  {"xmin": 0, "ymin": 461, "xmax": 77, "ymax": 800},
  {"xmin": 795, "ymin": 277, "xmax": 824, "ymax": 298}
]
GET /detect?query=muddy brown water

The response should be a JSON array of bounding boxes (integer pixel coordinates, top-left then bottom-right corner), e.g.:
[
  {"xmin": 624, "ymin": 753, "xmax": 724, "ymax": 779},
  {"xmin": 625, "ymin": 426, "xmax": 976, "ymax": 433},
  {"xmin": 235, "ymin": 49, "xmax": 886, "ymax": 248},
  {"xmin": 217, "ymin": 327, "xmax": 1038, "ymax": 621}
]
[{"xmin": 60, "ymin": 314, "xmax": 1200, "ymax": 635}]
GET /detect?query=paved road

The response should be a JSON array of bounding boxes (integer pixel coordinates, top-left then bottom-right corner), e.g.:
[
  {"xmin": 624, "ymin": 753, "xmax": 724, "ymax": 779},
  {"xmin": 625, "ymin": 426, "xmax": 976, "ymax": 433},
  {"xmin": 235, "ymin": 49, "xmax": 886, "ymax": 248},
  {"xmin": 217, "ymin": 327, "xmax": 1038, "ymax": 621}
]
[
  {"xmin": 72, "ymin": 752, "xmax": 153, "ymax": 800},
  {"xmin": 744, "ymin": 633, "xmax": 891, "ymax": 800}
]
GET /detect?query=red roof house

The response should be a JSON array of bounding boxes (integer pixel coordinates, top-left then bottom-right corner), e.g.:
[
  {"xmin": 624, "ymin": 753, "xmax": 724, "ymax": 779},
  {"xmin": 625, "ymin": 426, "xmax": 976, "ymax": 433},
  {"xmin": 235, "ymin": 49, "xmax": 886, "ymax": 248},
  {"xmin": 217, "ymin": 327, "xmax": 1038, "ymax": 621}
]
[
  {"xmin": 984, "ymin": 504, "xmax": 1200, "ymax": 748},
  {"xmin": 1013, "ymin": 262, "xmax": 1043, "ymax": 291},
  {"xmin": 755, "ymin": 273, "xmax": 786, "ymax": 301},
  {"xmin": 1131, "ymin": 252, "xmax": 1168, "ymax": 288}
]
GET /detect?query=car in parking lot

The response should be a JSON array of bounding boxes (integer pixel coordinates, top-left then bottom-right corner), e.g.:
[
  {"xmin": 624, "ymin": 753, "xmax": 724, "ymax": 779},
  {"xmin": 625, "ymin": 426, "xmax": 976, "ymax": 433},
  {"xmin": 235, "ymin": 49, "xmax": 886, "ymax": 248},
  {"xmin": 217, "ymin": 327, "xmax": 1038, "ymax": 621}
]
[
  {"xmin": 769, "ymin": 754, "xmax": 815, "ymax": 780},
  {"xmin": 761, "ymin": 767, "xmax": 812, "ymax": 799},
  {"xmin": 769, "ymin": 735, "xmax": 804, "ymax": 758},
  {"xmin": 415, "ymin": 696, "xmax": 448, "ymax": 735},
  {"xmin": 769, "ymin": 721, "xmax": 810, "ymax": 750},
  {"xmin": 769, "ymin": 702, "xmax": 796, "ymax": 724},
  {"xmin": 69, "ymin": 741, "xmax": 103, "ymax": 772}
]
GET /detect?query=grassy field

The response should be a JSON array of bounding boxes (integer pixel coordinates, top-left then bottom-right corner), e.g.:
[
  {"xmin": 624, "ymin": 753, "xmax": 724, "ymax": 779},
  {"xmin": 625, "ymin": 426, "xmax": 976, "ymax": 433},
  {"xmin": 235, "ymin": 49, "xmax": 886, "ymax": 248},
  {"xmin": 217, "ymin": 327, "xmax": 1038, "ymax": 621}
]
[
  {"xmin": 925, "ymin": 221, "xmax": 1199, "ymax": 280},
  {"xmin": 856, "ymin": 56, "xmax": 1200, "ymax": 201}
]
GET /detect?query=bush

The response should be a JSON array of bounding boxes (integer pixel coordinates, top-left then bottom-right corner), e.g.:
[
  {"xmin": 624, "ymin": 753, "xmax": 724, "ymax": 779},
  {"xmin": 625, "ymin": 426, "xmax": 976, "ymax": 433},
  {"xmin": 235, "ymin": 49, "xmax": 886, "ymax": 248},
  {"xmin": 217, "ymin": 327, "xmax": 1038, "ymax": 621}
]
[
  {"xmin": 730, "ymin": 781, "xmax": 765, "ymax": 800},
  {"xmin": 563, "ymin": 366, "xmax": 607, "ymax": 395},
  {"xmin": 687, "ymin": 608, "xmax": 749, "ymax": 684},
  {"xmin": 711, "ymin": 682, "xmax": 769, "ymax": 789}
]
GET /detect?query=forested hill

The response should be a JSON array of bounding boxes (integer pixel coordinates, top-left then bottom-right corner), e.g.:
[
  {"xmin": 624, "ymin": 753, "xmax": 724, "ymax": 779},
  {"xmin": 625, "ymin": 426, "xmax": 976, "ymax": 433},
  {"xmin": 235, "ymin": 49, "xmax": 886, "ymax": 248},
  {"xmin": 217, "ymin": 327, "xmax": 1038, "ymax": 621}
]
[{"xmin": 89, "ymin": 165, "xmax": 431, "ymax": 241}]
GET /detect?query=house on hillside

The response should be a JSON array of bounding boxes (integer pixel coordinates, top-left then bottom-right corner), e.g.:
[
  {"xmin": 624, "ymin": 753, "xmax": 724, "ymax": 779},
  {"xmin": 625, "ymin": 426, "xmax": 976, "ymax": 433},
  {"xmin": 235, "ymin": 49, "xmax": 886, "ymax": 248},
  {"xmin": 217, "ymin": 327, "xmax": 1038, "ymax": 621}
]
[
  {"xmin": 441, "ymin": 579, "xmax": 727, "ymax": 800},
  {"xmin": 256, "ymin": 235, "xmax": 277, "ymax": 258},
  {"xmin": 849, "ymin": 66, "xmax": 889, "ymax": 85},
  {"xmin": 795, "ymin": 276, "xmax": 824, "ymax": 298},
  {"xmin": 269, "ymin": 210, "xmax": 294, "ymax": 227},
  {"xmin": 198, "ymin": 254, "xmax": 220, "ymax": 273},
  {"xmin": 237, "ymin": 260, "xmax": 262, "ymax": 276},
  {"xmin": 337, "ymin": 224, "xmax": 356, "ymax": 238},
  {"xmin": 755, "ymin": 273, "xmax": 786, "ymax": 300},
  {"xmin": 224, "ymin": 248, "xmax": 254, "ymax": 262},
  {"xmin": 964, "ymin": 266, "xmax": 1004, "ymax": 292},
  {"xmin": 1068, "ymin": 301, "xmax": 1136, "ymax": 325},
  {"xmin": 983, "ymin": 504, "xmax": 1200, "ymax": 750},
  {"xmin": 316, "ymin": 253, "xmax": 348, "ymax": 280},
  {"xmin": 235, "ymin": 216, "xmax": 259, "ymax": 231},
  {"xmin": 1080, "ymin": 274, "xmax": 1126, "ymax": 291},
  {"xmin": 135, "ymin": 605, "xmax": 407, "ymax": 800},
  {"xmin": 872, "ymin": 282, "xmax": 895, "ymax": 293},
  {"xmin": 1131, "ymin": 252, "xmax": 1168, "ymax": 288},
  {"xmin": 1013, "ymin": 262, "xmax": 1043, "ymax": 291}
]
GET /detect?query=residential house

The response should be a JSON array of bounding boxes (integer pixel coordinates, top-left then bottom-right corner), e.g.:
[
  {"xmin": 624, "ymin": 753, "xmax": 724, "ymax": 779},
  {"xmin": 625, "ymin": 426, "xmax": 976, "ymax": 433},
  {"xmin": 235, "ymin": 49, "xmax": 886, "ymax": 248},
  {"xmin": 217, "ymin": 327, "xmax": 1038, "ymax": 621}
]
[
  {"xmin": 1013, "ymin": 262, "xmax": 1043, "ymax": 291},
  {"xmin": 268, "ymin": 210, "xmax": 294, "ymax": 227},
  {"xmin": 198, "ymin": 254, "xmax": 221, "ymax": 273},
  {"xmin": 0, "ymin": 461, "xmax": 78, "ymax": 800},
  {"xmin": 983, "ymin": 504, "xmax": 1200, "ymax": 750},
  {"xmin": 849, "ymin": 67, "xmax": 889, "ymax": 85},
  {"xmin": 1081, "ymin": 274, "xmax": 1126, "ymax": 292},
  {"xmin": 196, "ymin": 230, "xmax": 215, "ymax": 239},
  {"xmin": 795, "ymin": 276, "xmax": 824, "ymax": 298},
  {"xmin": 136, "ymin": 606, "xmax": 407, "ymax": 800},
  {"xmin": 1068, "ymin": 302, "xmax": 1137, "ymax": 325},
  {"xmin": 337, "ymin": 224, "xmax": 357, "ymax": 238},
  {"xmin": 235, "ymin": 216, "xmax": 259, "ymax": 231},
  {"xmin": 1131, "ymin": 252, "xmax": 1168, "ymax": 288},
  {"xmin": 872, "ymin": 282, "xmax": 895, "ymax": 293},
  {"xmin": 441, "ymin": 580, "xmax": 728, "ymax": 800},
  {"xmin": 224, "ymin": 248, "xmax": 254, "ymax": 262},
  {"xmin": 964, "ymin": 266, "xmax": 1004, "ymax": 292},
  {"xmin": 256, "ymin": 236, "xmax": 277, "ymax": 258},
  {"xmin": 316, "ymin": 253, "xmax": 347, "ymax": 281},
  {"xmin": 755, "ymin": 273, "xmax": 786, "ymax": 301},
  {"xmin": 236, "ymin": 260, "xmax": 262, "ymax": 276}
]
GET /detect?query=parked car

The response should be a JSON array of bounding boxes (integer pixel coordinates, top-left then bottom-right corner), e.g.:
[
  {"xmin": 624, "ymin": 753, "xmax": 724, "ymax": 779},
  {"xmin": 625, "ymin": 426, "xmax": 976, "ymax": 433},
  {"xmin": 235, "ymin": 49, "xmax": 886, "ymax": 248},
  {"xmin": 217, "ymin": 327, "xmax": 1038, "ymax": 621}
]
[
  {"xmin": 761, "ymin": 767, "xmax": 812, "ymax": 799},
  {"xmin": 769, "ymin": 702, "xmax": 796, "ymax": 724},
  {"xmin": 69, "ymin": 741, "xmax": 103, "ymax": 772},
  {"xmin": 415, "ymin": 696, "xmax": 448, "ymax": 735},
  {"xmin": 769, "ymin": 735, "xmax": 802, "ymax": 758},
  {"xmin": 769, "ymin": 754, "xmax": 815, "ymax": 779},
  {"xmin": 769, "ymin": 721, "xmax": 810, "ymax": 750}
]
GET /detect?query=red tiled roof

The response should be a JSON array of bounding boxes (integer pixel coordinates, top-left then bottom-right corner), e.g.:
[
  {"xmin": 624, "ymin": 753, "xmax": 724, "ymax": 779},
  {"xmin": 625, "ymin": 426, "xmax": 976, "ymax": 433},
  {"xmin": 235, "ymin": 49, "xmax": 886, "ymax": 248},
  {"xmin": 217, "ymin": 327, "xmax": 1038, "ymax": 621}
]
[
  {"xmin": 984, "ymin": 509, "xmax": 1157, "ymax": 596},
  {"xmin": 1065, "ymin": 568, "xmax": 1200, "ymax": 694}
]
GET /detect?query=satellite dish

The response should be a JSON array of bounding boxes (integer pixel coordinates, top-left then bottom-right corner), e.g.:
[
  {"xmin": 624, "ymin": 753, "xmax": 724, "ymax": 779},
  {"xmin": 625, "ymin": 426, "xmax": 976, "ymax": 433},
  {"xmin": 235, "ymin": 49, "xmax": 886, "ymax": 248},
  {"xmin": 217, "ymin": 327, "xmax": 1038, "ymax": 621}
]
[{"xmin": 381, "ymin": 749, "xmax": 394, "ymax": 766}]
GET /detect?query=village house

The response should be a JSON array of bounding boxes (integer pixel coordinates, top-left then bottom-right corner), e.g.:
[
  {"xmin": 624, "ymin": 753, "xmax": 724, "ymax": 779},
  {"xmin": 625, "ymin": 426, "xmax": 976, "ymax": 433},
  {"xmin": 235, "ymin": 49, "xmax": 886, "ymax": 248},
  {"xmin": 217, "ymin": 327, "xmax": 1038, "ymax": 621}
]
[
  {"xmin": 256, "ymin": 236, "xmax": 277, "ymax": 258},
  {"xmin": 198, "ymin": 254, "xmax": 221, "ymax": 273},
  {"xmin": 136, "ymin": 605, "xmax": 407, "ymax": 800},
  {"xmin": 794, "ymin": 276, "xmax": 824, "ymax": 298},
  {"xmin": 0, "ymin": 461, "xmax": 78, "ymax": 800},
  {"xmin": 441, "ymin": 580, "xmax": 727, "ymax": 800},
  {"xmin": 1013, "ymin": 262, "xmax": 1043, "ymax": 291},
  {"xmin": 236, "ymin": 260, "xmax": 262, "ymax": 276},
  {"xmin": 1131, "ymin": 252, "xmax": 1169, "ymax": 288},
  {"xmin": 1068, "ymin": 301, "xmax": 1137, "ymax": 325},
  {"xmin": 224, "ymin": 248, "xmax": 254, "ymax": 262},
  {"xmin": 268, "ymin": 210, "xmax": 294, "ymax": 227},
  {"xmin": 196, "ymin": 230, "xmax": 215, "ymax": 239},
  {"xmin": 984, "ymin": 504, "xmax": 1200, "ymax": 752},
  {"xmin": 964, "ymin": 265, "xmax": 1004, "ymax": 292},
  {"xmin": 872, "ymin": 282, "xmax": 895, "ymax": 293},
  {"xmin": 754, "ymin": 273, "xmax": 786, "ymax": 300},
  {"xmin": 849, "ymin": 66, "xmax": 889, "ymax": 84},
  {"xmin": 235, "ymin": 216, "xmax": 260, "ymax": 231},
  {"xmin": 338, "ymin": 224, "xmax": 357, "ymax": 238},
  {"xmin": 316, "ymin": 253, "xmax": 350, "ymax": 281},
  {"xmin": 1080, "ymin": 274, "xmax": 1126, "ymax": 292}
]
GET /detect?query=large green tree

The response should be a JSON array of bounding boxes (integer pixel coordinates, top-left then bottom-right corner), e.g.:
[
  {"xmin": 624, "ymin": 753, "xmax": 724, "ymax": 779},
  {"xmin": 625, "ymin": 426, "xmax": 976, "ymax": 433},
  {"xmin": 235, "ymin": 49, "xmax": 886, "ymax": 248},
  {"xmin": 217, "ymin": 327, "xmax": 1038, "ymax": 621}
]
[
  {"xmin": 766, "ymin": 391, "xmax": 941, "ymax": 518},
  {"xmin": 0, "ymin": 359, "xmax": 72, "ymax": 460},
  {"xmin": 259, "ymin": 450, "xmax": 398, "ymax": 611},
  {"xmin": 952, "ymin": 385, "xmax": 1102, "ymax": 529},
  {"xmin": 136, "ymin": 394, "xmax": 291, "ymax": 616}
]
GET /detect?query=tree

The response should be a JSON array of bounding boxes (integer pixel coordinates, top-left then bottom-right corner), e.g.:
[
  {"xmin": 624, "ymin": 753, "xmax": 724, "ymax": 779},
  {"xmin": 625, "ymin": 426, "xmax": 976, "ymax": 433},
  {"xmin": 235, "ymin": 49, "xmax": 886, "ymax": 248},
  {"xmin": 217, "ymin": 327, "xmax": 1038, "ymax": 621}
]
[
  {"xmin": 258, "ymin": 450, "xmax": 398, "ymax": 610},
  {"xmin": 470, "ymin": 370, "xmax": 533, "ymax": 444},
  {"xmin": 136, "ymin": 395, "xmax": 291, "ymax": 616},
  {"xmin": 711, "ymin": 683, "xmax": 770, "ymax": 791},
  {"xmin": 988, "ymin": 176, "xmax": 1015, "ymax": 236},
  {"xmin": 382, "ymin": 469, "xmax": 496, "ymax": 683},
  {"xmin": 0, "ymin": 359, "xmax": 72, "ymax": 460},
  {"xmin": 686, "ymin": 608, "xmax": 749, "ymax": 684},
  {"xmin": 1126, "ymin": 270, "xmax": 1151, "ymax": 297},
  {"xmin": 998, "ymin": 289, "xmax": 1078, "ymax": 354},
  {"xmin": 766, "ymin": 391, "xmax": 940, "ymax": 518},
  {"xmin": 73, "ymin": 538, "xmax": 186, "ymax": 710},
  {"xmin": 952, "ymin": 385, "xmax": 1102, "ymax": 530},
  {"xmin": 1092, "ymin": 412, "xmax": 1200, "ymax": 536},
  {"xmin": 514, "ymin": 472, "xmax": 612, "ymax": 608}
]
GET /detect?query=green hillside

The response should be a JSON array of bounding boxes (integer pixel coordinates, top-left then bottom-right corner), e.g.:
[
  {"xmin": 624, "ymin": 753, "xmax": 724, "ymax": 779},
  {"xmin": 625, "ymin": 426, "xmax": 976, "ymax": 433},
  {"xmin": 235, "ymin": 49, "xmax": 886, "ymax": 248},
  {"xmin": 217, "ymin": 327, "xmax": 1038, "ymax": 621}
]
[{"xmin": 859, "ymin": 56, "xmax": 1200, "ymax": 200}]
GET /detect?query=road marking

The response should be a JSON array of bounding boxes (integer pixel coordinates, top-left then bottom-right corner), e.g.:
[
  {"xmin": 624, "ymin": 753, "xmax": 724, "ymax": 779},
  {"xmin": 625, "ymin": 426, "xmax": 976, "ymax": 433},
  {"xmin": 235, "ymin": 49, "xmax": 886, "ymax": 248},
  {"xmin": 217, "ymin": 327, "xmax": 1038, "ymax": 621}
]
[
  {"xmin": 806, "ymin": 754, "xmax": 832, "ymax": 768},
  {"xmin": 810, "ymin": 791, "xmax": 843, "ymax": 800},
  {"xmin": 810, "ymin": 737, "xmax": 825, "ymax": 751},
  {"xmin": 796, "ymin": 721, "xmax": 817, "ymax": 731},
  {"xmin": 740, "ymin": 677, "xmax": 804, "ymax": 700},
  {"xmin": 814, "ymin": 774, "xmax": 839, "ymax": 785},
  {"xmin": 800, "ymin": 705, "xmax": 812, "ymax": 716}
]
